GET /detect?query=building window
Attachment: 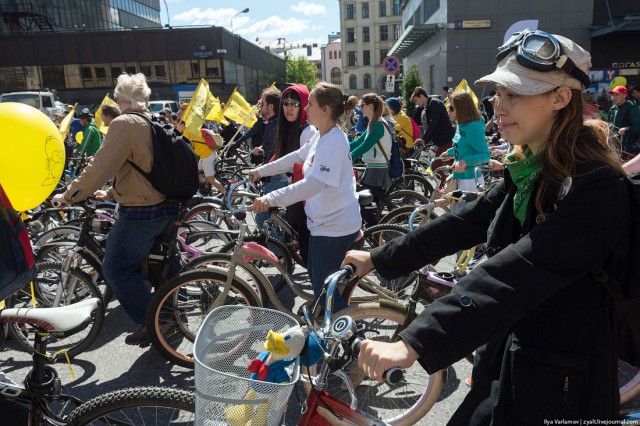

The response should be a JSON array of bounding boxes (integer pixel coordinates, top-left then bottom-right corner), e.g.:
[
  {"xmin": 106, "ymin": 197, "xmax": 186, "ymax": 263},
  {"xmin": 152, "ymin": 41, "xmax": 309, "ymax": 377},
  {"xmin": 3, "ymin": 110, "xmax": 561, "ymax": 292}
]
[
  {"xmin": 392, "ymin": 0, "xmax": 401, "ymax": 15},
  {"xmin": 330, "ymin": 67, "xmax": 342, "ymax": 85},
  {"xmin": 81, "ymin": 66, "xmax": 92, "ymax": 79},
  {"xmin": 349, "ymin": 74, "xmax": 357, "ymax": 90},
  {"xmin": 155, "ymin": 65, "xmax": 167, "ymax": 78},
  {"xmin": 111, "ymin": 66, "xmax": 122, "ymax": 78},
  {"xmin": 347, "ymin": 28, "xmax": 355, "ymax": 43},
  {"xmin": 348, "ymin": 51, "xmax": 357, "ymax": 67},
  {"xmin": 393, "ymin": 24, "xmax": 402, "ymax": 40},
  {"xmin": 380, "ymin": 25, "xmax": 388, "ymax": 41},
  {"xmin": 191, "ymin": 61, "xmax": 200, "ymax": 77},
  {"xmin": 329, "ymin": 51, "xmax": 332, "ymax": 59},
  {"xmin": 140, "ymin": 65, "xmax": 151, "ymax": 77},
  {"xmin": 339, "ymin": 51, "xmax": 341, "ymax": 59},
  {"xmin": 364, "ymin": 73, "xmax": 372, "ymax": 89},
  {"xmin": 95, "ymin": 67, "xmax": 106, "ymax": 78},
  {"xmin": 362, "ymin": 2, "xmax": 369, "ymax": 18},
  {"xmin": 379, "ymin": 1, "xmax": 386, "ymax": 17},
  {"xmin": 125, "ymin": 66, "xmax": 136, "ymax": 74},
  {"xmin": 363, "ymin": 27, "xmax": 370, "ymax": 42},
  {"xmin": 363, "ymin": 50, "xmax": 370, "ymax": 66},
  {"xmin": 380, "ymin": 49, "xmax": 387, "ymax": 63},
  {"xmin": 205, "ymin": 67, "xmax": 219, "ymax": 77},
  {"xmin": 307, "ymin": 45, "xmax": 312, "ymax": 56},
  {"xmin": 346, "ymin": 3, "xmax": 355, "ymax": 19}
]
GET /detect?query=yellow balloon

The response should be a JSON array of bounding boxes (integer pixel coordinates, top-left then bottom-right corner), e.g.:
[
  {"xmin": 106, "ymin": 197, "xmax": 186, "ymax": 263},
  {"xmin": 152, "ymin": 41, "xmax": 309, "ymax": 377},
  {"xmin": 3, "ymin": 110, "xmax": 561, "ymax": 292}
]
[
  {"xmin": 75, "ymin": 131, "xmax": 84, "ymax": 144},
  {"xmin": 610, "ymin": 76, "xmax": 628, "ymax": 90},
  {"xmin": 0, "ymin": 103, "xmax": 65, "ymax": 211}
]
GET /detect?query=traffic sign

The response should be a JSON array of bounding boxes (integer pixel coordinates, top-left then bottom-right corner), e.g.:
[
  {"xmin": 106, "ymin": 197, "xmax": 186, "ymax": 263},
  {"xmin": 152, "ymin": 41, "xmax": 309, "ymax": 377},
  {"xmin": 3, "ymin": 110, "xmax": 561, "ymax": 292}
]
[
  {"xmin": 385, "ymin": 74, "xmax": 395, "ymax": 93},
  {"xmin": 382, "ymin": 56, "xmax": 400, "ymax": 75}
]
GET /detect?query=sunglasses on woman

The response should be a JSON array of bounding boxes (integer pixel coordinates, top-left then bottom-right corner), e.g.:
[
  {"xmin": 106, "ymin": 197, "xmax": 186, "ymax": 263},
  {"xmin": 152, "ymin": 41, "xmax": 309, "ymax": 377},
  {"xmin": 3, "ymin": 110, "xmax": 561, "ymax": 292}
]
[
  {"xmin": 282, "ymin": 99, "xmax": 301, "ymax": 108},
  {"xmin": 448, "ymin": 105, "xmax": 455, "ymax": 112}
]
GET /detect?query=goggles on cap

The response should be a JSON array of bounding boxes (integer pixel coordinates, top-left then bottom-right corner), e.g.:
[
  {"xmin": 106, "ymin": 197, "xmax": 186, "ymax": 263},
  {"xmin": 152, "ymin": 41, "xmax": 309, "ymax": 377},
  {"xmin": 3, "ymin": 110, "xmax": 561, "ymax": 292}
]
[{"xmin": 496, "ymin": 29, "xmax": 591, "ymax": 89}]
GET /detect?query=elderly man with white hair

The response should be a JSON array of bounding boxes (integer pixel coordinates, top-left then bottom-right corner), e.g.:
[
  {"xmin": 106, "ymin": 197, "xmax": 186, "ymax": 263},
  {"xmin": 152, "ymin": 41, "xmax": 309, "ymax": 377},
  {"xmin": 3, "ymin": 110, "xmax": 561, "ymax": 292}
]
[{"xmin": 53, "ymin": 73, "xmax": 180, "ymax": 345}]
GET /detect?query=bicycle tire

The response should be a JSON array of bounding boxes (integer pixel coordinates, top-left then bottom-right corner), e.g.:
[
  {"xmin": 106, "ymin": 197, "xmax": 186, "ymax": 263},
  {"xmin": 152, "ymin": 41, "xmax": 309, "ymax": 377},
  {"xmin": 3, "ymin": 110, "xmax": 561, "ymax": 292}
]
[
  {"xmin": 619, "ymin": 359, "xmax": 640, "ymax": 404},
  {"xmin": 390, "ymin": 173, "xmax": 435, "ymax": 200},
  {"xmin": 146, "ymin": 268, "xmax": 261, "ymax": 368},
  {"xmin": 32, "ymin": 225, "xmax": 81, "ymax": 248},
  {"xmin": 378, "ymin": 205, "xmax": 439, "ymax": 227},
  {"xmin": 7, "ymin": 262, "xmax": 105, "ymax": 358},
  {"xmin": 218, "ymin": 234, "xmax": 294, "ymax": 293},
  {"xmin": 376, "ymin": 190, "xmax": 429, "ymax": 223},
  {"xmin": 66, "ymin": 386, "xmax": 195, "ymax": 425},
  {"xmin": 306, "ymin": 303, "xmax": 444, "ymax": 425}
]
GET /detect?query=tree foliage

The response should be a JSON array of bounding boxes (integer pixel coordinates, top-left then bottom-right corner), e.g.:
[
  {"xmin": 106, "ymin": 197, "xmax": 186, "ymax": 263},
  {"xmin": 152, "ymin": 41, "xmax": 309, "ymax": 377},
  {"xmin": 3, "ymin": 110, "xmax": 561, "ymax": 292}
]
[
  {"xmin": 401, "ymin": 64, "xmax": 424, "ymax": 118},
  {"xmin": 286, "ymin": 56, "xmax": 319, "ymax": 90}
]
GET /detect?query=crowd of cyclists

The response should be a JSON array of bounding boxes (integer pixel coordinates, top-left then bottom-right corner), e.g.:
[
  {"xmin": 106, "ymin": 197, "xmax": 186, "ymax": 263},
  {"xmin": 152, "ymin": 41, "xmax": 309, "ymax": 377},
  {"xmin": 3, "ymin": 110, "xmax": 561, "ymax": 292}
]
[{"xmin": 4, "ymin": 28, "xmax": 640, "ymax": 424}]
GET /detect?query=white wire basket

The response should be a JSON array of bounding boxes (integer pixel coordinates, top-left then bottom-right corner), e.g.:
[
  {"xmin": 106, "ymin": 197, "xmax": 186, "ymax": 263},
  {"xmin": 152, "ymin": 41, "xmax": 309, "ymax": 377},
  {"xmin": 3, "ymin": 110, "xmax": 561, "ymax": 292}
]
[{"xmin": 194, "ymin": 305, "xmax": 301, "ymax": 426}]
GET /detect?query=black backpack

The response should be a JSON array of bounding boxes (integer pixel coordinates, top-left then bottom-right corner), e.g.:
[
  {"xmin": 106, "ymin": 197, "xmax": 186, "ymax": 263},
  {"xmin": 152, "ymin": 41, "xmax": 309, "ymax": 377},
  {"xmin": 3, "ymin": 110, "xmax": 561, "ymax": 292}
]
[
  {"xmin": 379, "ymin": 120, "xmax": 404, "ymax": 179},
  {"xmin": 591, "ymin": 178, "xmax": 640, "ymax": 367},
  {"xmin": 126, "ymin": 112, "xmax": 199, "ymax": 201},
  {"xmin": 0, "ymin": 184, "xmax": 36, "ymax": 302}
]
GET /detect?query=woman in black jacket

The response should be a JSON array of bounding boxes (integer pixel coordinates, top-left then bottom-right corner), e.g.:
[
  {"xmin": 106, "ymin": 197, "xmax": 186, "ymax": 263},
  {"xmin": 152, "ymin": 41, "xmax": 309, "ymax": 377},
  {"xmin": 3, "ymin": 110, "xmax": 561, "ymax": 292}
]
[{"xmin": 343, "ymin": 31, "xmax": 632, "ymax": 424}]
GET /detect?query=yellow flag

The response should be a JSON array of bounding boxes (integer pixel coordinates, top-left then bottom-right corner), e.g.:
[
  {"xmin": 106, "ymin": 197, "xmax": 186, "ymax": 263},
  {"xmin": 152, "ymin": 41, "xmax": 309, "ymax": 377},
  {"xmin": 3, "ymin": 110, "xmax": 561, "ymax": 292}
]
[
  {"xmin": 222, "ymin": 88, "xmax": 258, "ymax": 128},
  {"xmin": 183, "ymin": 79, "xmax": 216, "ymax": 136},
  {"xmin": 205, "ymin": 94, "xmax": 229, "ymax": 125},
  {"xmin": 95, "ymin": 94, "xmax": 119, "ymax": 134},
  {"xmin": 447, "ymin": 79, "xmax": 480, "ymax": 110},
  {"xmin": 58, "ymin": 103, "xmax": 77, "ymax": 140}
]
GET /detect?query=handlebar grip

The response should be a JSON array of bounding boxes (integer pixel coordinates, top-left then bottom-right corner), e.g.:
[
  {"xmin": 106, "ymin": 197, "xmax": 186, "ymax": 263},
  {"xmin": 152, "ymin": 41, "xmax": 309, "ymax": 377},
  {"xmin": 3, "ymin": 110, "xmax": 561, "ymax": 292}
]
[
  {"xmin": 51, "ymin": 200, "xmax": 64, "ymax": 208},
  {"xmin": 352, "ymin": 339, "xmax": 404, "ymax": 385}
]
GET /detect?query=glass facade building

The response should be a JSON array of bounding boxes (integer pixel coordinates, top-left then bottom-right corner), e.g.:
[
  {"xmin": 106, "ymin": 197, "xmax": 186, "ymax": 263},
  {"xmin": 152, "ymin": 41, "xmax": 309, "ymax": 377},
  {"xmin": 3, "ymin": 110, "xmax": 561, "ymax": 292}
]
[{"xmin": 0, "ymin": 0, "xmax": 161, "ymax": 33}]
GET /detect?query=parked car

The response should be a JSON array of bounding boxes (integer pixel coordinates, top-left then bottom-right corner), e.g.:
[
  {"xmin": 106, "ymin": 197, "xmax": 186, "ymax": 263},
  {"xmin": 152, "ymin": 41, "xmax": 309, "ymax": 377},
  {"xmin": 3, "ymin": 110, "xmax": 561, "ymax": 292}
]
[
  {"xmin": 148, "ymin": 100, "xmax": 179, "ymax": 117},
  {"xmin": 0, "ymin": 91, "xmax": 64, "ymax": 121}
]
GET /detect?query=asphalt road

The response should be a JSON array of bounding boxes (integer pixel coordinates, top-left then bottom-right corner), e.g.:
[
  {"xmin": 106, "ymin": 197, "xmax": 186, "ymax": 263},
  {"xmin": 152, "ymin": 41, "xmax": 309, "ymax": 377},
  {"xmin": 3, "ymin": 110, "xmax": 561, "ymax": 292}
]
[{"xmin": 1, "ymin": 266, "xmax": 638, "ymax": 425}]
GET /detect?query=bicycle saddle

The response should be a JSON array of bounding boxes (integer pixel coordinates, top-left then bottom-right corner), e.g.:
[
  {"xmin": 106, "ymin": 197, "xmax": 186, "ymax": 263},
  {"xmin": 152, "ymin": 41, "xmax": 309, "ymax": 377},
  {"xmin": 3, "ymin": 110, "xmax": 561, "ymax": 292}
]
[
  {"xmin": 357, "ymin": 190, "xmax": 374, "ymax": 205},
  {"xmin": 0, "ymin": 297, "xmax": 101, "ymax": 333}
]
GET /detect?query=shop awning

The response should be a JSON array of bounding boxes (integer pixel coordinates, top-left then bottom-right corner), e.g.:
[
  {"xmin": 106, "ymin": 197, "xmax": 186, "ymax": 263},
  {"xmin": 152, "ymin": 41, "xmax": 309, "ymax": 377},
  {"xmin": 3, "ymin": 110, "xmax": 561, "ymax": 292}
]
[{"xmin": 387, "ymin": 24, "xmax": 443, "ymax": 59}]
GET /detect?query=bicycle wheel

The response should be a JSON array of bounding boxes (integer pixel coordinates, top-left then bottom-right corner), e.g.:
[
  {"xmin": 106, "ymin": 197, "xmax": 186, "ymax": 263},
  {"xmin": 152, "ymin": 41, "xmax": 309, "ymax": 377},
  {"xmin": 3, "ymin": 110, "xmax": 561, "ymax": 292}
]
[
  {"xmin": 181, "ymin": 252, "xmax": 263, "ymax": 298},
  {"xmin": 349, "ymin": 225, "xmax": 418, "ymax": 302},
  {"xmin": 218, "ymin": 234, "xmax": 294, "ymax": 293},
  {"xmin": 378, "ymin": 205, "xmax": 439, "ymax": 227},
  {"xmin": 376, "ymin": 190, "xmax": 429, "ymax": 223},
  {"xmin": 7, "ymin": 262, "xmax": 105, "ymax": 358},
  {"xmin": 66, "ymin": 386, "xmax": 195, "ymax": 425},
  {"xmin": 390, "ymin": 173, "xmax": 435, "ymax": 200},
  {"xmin": 146, "ymin": 269, "xmax": 261, "ymax": 368},
  {"xmin": 308, "ymin": 303, "xmax": 445, "ymax": 425}
]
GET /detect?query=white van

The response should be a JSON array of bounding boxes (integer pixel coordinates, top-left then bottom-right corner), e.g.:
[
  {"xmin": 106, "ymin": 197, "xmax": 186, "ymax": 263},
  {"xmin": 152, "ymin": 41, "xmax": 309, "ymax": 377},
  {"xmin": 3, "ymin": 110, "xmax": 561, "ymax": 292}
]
[
  {"xmin": 0, "ymin": 91, "xmax": 63, "ymax": 120},
  {"xmin": 148, "ymin": 100, "xmax": 179, "ymax": 117}
]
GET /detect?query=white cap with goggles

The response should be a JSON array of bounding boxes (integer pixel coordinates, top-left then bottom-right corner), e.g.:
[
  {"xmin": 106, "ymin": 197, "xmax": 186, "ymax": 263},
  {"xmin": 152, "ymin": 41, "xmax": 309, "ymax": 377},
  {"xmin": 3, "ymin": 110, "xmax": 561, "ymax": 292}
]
[{"xmin": 475, "ymin": 30, "xmax": 591, "ymax": 96}]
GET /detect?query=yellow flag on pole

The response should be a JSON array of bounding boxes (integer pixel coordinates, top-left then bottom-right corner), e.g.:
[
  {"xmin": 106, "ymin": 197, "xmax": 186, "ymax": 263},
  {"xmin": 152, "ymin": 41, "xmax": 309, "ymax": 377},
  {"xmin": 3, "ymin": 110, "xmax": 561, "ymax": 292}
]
[
  {"xmin": 182, "ymin": 79, "xmax": 217, "ymax": 137},
  {"xmin": 205, "ymin": 94, "xmax": 229, "ymax": 125},
  {"xmin": 58, "ymin": 103, "xmax": 77, "ymax": 141},
  {"xmin": 447, "ymin": 79, "xmax": 480, "ymax": 110},
  {"xmin": 222, "ymin": 88, "xmax": 258, "ymax": 128},
  {"xmin": 95, "ymin": 94, "xmax": 119, "ymax": 134}
]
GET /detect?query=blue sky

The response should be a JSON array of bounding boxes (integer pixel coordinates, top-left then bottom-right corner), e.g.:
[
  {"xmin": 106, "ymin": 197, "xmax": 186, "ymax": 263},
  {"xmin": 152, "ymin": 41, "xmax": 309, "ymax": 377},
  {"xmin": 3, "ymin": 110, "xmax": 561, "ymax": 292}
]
[{"xmin": 161, "ymin": 0, "xmax": 340, "ymax": 47}]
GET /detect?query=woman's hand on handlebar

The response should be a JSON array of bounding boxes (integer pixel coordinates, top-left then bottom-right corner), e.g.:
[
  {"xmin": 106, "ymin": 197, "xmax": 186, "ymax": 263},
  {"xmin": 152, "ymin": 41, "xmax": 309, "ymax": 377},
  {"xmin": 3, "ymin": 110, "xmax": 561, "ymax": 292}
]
[
  {"xmin": 246, "ymin": 169, "xmax": 261, "ymax": 183},
  {"xmin": 341, "ymin": 250, "xmax": 374, "ymax": 278},
  {"xmin": 358, "ymin": 339, "xmax": 420, "ymax": 383},
  {"xmin": 251, "ymin": 196, "xmax": 270, "ymax": 212},
  {"xmin": 51, "ymin": 193, "xmax": 68, "ymax": 207},
  {"xmin": 453, "ymin": 159, "xmax": 467, "ymax": 173}
]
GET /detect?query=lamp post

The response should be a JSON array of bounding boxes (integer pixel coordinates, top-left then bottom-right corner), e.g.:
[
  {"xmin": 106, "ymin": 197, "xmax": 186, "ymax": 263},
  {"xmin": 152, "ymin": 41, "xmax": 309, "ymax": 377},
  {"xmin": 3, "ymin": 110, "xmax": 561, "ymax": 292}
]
[
  {"xmin": 230, "ymin": 8, "xmax": 249, "ymax": 33},
  {"xmin": 163, "ymin": 0, "xmax": 171, "ymax": 27},
  {"xmin": 216, "ymin": 48, "xmax": 227, "ymax": 91}
]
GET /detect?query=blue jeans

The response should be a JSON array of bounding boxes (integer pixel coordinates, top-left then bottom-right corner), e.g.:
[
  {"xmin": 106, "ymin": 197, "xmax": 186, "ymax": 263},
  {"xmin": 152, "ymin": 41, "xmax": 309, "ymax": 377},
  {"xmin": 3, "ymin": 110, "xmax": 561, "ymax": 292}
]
[
  {"xmin": 256, "ymin": 174, "xmax": 289, "ymax": 257},
  {"xmin": 102, "ymin": 209, "xmax": 179, "ymax": 325},
  {"xmin": 308, "ymin": 230, "xmax": 360, "ymax": 312}
]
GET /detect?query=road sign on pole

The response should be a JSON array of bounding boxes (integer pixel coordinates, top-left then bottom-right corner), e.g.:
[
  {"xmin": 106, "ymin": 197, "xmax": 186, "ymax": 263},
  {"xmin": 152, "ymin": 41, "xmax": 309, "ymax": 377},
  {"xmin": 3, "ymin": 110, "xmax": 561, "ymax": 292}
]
[
  {"xmin": 382, "ymin": 56, "xmax": 400, "ymax": 75},
  {"xmin": 385, "ymin": 74, "xmax": 395, "ymax": 93}
]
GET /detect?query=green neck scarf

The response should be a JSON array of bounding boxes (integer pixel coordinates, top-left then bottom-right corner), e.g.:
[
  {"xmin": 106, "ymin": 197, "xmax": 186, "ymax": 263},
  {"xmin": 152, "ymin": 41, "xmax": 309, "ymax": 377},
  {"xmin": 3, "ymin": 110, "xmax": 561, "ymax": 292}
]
[{"xmin": 504, "ymin": 149, "xmax": 543, "ymax": 226}]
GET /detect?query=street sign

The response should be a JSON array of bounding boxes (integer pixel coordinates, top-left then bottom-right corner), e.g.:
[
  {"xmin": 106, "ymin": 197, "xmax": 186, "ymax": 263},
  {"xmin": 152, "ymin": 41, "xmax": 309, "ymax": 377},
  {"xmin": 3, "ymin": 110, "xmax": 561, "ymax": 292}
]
[
  {"xmin": 382, "ymin": 56, "xmax": 400, "ymax": 75},
  {"xmin": 385, "ymin": 74, "xmax": 395, "ymax": 93}
]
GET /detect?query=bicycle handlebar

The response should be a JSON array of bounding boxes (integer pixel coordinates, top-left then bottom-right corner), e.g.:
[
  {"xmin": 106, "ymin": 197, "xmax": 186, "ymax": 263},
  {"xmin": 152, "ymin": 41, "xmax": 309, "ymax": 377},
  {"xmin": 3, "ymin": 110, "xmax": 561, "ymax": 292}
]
[{"xmin": 352, "ymin": 339, "xmax": 404, "ymax": 385}]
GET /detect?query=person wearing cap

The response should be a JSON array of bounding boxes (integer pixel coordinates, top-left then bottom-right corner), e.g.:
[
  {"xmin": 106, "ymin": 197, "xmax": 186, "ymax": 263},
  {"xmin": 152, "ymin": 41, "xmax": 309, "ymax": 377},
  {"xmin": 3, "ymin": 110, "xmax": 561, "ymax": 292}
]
[
  {"xmin": 344, "ymin": 30, "xmax": 632, "ymax": 422},
  {"xmin": 607, "ymin": 85, "xmax": 640, "ymax": 150},
  {"xmin": 76, "ymin": 108, "xmax": 102, "ymax": 156},
  {"xmin": 385, "ymin": 97, "xmax": 415, "ymax": 155}
]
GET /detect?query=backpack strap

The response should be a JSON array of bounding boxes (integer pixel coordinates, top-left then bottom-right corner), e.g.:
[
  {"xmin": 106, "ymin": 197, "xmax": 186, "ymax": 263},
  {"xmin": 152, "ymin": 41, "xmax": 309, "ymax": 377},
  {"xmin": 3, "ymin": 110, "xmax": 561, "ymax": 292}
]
[
  {"xmin": 377, "ymin": 120, "xmax": 393, "ymax": 164},
  {"xmin": 124, "ymin": 112, "xmax": 153, "ymax": 178},
  {"xmin": 591, "ymin": 266, "xmax": 625, "ymax": 302}
]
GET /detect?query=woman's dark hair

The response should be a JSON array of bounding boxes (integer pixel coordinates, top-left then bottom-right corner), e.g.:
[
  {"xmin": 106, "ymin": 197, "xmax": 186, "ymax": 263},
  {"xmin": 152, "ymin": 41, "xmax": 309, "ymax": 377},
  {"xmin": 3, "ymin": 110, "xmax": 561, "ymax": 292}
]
[
  {"xmin": 344, "ymin": 95, "xmax": 358, "ymax": 114},
  {"xmin": 101, "ymin": 104, "xmax": 121, "ymax": 119},
  {"xmin": 312, "ymin": 82, "xmax": 345, "ymax": 122},
  {"xmin": 361, "ymin": 92, "xmax": 384, "ymax": 127},
  {"xmin": 509, "ymin": 88, "xmax": 626, "ymax": 216},
  {"xmin": 274, "ymin": 89, "xmax": 303, "ymax": 159},
  {"xmin": 450, "ymin": 91, "xmax": 481, "ymax": 124}
]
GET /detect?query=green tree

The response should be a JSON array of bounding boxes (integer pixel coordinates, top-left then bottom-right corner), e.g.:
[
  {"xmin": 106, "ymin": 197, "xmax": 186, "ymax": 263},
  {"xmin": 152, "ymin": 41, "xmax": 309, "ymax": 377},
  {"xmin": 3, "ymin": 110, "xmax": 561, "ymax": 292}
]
[
  {"xmin": 401, "ymin": 64, "xmax": 424, "ymax": 118},
  {"xmin": 286, "ymin": 55, "xmax": 319, "ymax": 90}
]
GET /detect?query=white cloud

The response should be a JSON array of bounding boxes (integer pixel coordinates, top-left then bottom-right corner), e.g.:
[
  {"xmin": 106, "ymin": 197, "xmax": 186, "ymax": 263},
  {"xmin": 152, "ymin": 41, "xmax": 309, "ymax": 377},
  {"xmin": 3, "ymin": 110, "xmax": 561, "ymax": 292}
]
[
  {"xmin": 173, "ymin": 8, "xmax": 249, "ymax": 27},
  {"xmin": 241, "ymin": 16, "xmax": 312, "ymax": 39},
  {"xmin": 290, "ymin": 2, "xmax": 326, "ymax": 16}
]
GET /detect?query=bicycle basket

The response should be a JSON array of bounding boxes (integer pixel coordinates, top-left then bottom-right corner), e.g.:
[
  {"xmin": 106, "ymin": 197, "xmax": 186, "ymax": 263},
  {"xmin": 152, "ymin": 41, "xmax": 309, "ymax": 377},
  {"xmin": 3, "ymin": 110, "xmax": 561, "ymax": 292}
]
[{"xmin": 194, "ymin": 305, "xmax": 301, "ymax": 426}]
